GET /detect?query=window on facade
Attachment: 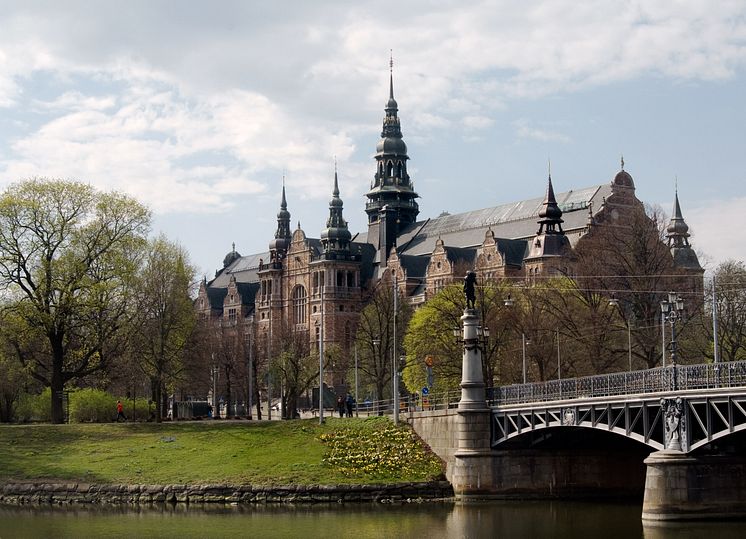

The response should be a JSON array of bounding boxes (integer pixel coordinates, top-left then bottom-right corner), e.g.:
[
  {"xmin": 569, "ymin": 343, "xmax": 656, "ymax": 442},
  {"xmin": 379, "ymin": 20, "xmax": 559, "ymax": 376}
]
[
  {"xmin": 228, "ymin": 308, "xmax": 237, "ymax": 322},
  {"xmin": 292, "ymin": 285, "xmax": 307, "ymax": 325},
  {"xmin": 339, "ymin": 305, "xmax": 344, "ymax": 312},
  {"xmin": 337, "ymin": 270, "xmax": 344, "ymax": 287},
  {"xmin": 347, "ymin": 271, "xmax": 354, "ymax": 287},
  {"xmin": 313, "ymin": 272, "xmax": 319, "ymax": 290}
]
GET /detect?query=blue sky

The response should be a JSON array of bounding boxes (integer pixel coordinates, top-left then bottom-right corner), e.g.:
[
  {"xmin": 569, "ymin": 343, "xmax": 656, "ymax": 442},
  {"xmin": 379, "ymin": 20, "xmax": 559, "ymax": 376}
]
[{"xmin": 0, "ymin": 1, "xmax": 744, "ymax": 277}]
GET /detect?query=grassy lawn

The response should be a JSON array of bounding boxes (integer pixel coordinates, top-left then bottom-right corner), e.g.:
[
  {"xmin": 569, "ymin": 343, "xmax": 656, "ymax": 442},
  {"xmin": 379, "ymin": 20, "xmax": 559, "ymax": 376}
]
[{"xmin": 0, "ymin": 417, "xmax": 444, "ymax": 486}]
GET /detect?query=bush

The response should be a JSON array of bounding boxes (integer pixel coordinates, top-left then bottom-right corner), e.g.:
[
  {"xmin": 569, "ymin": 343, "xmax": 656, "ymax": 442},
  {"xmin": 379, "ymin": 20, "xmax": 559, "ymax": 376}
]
[
  {"xmin": 68, "ymin": 389, "xmax": 153, "ymax": 423},
  {"xmin": 15, "ymin": 388, "xmax": 52, "ymax": 422},
  {"xmin": 69, "ymin": 388, "xmax": 116, "ymax": 423}
]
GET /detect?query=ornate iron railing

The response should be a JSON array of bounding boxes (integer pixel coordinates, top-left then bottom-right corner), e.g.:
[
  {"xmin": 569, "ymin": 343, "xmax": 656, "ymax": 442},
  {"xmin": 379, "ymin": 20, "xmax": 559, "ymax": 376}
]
[{"xmin": 491, "ymin": 361, "xmax": 746, "ymax": 407}]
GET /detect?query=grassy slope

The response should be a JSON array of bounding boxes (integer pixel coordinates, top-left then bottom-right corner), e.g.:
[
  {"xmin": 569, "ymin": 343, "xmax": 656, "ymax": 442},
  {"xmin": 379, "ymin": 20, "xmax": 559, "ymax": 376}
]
[{"xmin": 0, "ymin": 417, "xmax": 444, "ymax": 486}]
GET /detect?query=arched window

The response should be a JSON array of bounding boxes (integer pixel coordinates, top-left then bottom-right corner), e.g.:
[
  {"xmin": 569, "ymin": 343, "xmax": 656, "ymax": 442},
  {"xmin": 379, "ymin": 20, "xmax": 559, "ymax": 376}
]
[{"xmin": 292, "ymin": 285, "xmax": 307, "ymax": 325}]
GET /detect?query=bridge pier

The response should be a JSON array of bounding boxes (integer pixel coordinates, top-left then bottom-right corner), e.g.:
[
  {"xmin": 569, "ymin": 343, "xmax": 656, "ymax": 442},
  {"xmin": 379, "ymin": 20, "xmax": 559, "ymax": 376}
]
[
  {"xmin": 642, "ymin": 450, "xmax": 746, "ymax": 520},
  {"xmin": 451, "ymin": 309, "xmax": 496, "ymax": 499}
]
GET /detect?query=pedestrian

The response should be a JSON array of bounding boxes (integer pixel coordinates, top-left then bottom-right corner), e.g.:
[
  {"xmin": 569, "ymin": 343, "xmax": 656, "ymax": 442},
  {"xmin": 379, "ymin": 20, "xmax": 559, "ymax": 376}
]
[
  {"xmin": 337, "ymin": 395, "xmax": 345, "ymax": 418},
  {"xmin": 345, "ymin": 393, "xmax": 355, "ymax": 417},
  {"xmin": 116, "ymin": 400, "xmax": 126, "ymax": 422}
]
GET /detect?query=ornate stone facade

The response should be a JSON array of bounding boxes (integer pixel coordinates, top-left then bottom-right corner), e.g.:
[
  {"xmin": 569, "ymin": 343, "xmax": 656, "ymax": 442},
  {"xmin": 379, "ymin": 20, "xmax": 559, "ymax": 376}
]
[{"xmin": 196, "ymin": 69, "xmax": 704, "ymax": 390}]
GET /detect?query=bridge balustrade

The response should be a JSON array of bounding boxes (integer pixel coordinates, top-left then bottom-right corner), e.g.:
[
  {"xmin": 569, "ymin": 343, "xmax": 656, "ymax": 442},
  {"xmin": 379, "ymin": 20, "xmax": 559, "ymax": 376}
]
[{"xmin": 491, "ymin": 361, "xmax": 746, "ymax": 406}]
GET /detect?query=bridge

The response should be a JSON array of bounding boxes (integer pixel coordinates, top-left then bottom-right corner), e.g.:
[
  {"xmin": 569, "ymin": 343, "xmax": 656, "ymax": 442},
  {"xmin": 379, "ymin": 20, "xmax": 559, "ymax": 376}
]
[
  {"xmin": 491, "ymin": 362, "xmax": 746, "ymax": 453},
  {"xmin": 406, "ymin": 309, "xmax": 746, "ymax": 521}
]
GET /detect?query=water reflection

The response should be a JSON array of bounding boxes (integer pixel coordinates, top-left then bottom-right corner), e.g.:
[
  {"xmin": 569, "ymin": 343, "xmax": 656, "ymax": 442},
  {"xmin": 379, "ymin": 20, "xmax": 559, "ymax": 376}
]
[{"xmin": 1, "ymin": 501, "xmax": 744, "ymax": 538}]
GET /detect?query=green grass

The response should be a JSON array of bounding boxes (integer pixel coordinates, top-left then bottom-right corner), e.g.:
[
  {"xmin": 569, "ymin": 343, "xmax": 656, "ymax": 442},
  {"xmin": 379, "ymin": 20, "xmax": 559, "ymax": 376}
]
[{"xmin": 0, "ymin": 417, "xmax": 444, "ymax": 486}]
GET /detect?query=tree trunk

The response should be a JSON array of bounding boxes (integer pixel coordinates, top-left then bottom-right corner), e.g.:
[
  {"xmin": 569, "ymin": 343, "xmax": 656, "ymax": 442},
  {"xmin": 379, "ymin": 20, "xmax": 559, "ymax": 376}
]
[
  {"xmin": 50, "ymin": 333, "xmax": 66, "ymax": 424},
  {"xmin": 225, "ymin": 370, "xmax": 232, "ymax": 418},
  {"xmin": 153, "ymin": 376, "xmax": 162, "ymax": 423},
  {"xmin": 253, "ymin": 360, "xmax": 262, "ymax": 420}
]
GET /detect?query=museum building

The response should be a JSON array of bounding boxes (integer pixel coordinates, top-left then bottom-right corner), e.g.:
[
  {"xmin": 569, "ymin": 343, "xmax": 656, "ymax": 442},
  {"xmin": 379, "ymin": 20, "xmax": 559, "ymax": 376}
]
[{"xmin": 195, "ymin": 69, "xmax": 703, "ymax": 379}]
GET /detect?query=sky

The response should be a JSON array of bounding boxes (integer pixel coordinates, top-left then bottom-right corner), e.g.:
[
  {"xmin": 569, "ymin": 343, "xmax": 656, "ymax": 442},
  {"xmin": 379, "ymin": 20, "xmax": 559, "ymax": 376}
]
[{"xmin": 0, "ymin": 1, "xmax": 744, "ymax": 278}]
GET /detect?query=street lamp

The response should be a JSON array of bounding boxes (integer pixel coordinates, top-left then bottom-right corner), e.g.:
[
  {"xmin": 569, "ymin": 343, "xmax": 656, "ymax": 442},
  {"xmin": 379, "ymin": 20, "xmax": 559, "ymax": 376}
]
[
  {"xmin": 372, "ymin": 338, "xmax": 381, "ymax": 415},
  {"xmin": 660, "ymin": 292, "xmax": 685, "ymax": 390},
  {"xmin": 521, "ymin": 333, "xmax": 531, "ymax": 384}
]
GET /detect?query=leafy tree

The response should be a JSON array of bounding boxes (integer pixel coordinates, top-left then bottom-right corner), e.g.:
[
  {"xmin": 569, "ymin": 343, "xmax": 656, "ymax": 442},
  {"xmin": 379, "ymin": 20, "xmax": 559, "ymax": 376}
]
[
  {"xmin": 129, "ymin": 235, "xmax": 196, "ymax": 422},
  {"xmin": 402, "ymin": 280, "xmax": 514, "ymax": 394},
  {"xmin": 0, "ymin": 179, "xmax": 150, "ymax": 423}
]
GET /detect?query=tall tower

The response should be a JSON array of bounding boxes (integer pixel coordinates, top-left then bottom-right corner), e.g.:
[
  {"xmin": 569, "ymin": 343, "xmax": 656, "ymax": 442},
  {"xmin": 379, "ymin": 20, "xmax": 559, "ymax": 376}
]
[
  {"xmin": 269, "ymin": 182, "xmax": 291, "ymax": 264},
  {"xmin": 365, "ymin": 55, "xmax": 419, "ymax": 260}
]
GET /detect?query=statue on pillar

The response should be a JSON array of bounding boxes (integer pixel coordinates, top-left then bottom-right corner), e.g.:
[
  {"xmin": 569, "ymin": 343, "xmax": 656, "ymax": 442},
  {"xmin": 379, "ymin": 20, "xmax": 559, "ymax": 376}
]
[
  {"xmin": 661, "ymin": 397, "xmax": 687, "ymax": 452},
  {"xmin": 464, "ymin": 271, "xmax": 477, "ymax": 310}
]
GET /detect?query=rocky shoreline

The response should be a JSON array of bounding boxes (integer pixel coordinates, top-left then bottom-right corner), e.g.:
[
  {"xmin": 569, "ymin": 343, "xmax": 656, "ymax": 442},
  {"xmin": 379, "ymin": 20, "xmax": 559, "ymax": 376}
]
[{"xmin": 0, "ymin": 481, "xmax": 454, "ymax": 506}]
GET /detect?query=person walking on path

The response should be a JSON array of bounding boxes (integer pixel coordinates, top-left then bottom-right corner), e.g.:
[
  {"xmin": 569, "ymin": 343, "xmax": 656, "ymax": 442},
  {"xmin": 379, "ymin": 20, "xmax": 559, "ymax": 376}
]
[
  {"xmin": 345, "ymin": 393, "xmax": 355, "ymax": 417},
  {"xmin": 336, "ymin": 396, "xmax": 345, "ymax": 418},
  {"xmin": 116, "ymin": 400, "xmax": 127, "ymax": 422}
]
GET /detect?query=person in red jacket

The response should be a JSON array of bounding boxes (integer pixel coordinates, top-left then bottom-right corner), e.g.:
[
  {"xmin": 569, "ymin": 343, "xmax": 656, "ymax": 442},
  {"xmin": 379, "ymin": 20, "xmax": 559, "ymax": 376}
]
[{"xmin": 116, "ymin": 400, "xmax": 127, "ymax": 422}]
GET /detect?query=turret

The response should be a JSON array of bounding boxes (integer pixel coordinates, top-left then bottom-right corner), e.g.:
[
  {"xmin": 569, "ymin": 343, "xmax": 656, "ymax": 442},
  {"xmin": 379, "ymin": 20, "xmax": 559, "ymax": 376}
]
[
  {"xmin": 269, "ymin": 181, "xmax": 292, "ymax": 263},
  {"xmin": 320, "ymin": 168, "xmax": 353, "ymax": 258}
]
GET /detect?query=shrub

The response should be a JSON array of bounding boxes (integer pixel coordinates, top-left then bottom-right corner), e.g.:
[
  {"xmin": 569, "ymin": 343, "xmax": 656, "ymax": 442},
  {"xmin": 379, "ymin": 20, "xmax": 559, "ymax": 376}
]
[
  {"xmin": 69, "ymin": 388, "xmax": 116, "ymax": 423},
  {"xmin": 68, "ymin": 390, "xmax": 153, "ymax": 423},
  {"xmin": 15, "ymin": 388, "xmax": 52, "ymax": 422}
]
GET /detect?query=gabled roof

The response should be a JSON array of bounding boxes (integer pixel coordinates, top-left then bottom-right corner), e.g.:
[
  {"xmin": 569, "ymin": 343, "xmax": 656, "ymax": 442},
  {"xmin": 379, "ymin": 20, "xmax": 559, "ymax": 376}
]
[{"xmin": 396, "ymin": 183, "xmax": 610, "ymax": 256}]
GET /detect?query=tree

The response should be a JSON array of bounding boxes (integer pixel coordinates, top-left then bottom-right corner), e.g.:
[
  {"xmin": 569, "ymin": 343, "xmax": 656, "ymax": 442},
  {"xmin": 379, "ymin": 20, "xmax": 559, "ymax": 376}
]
[
  {"xmin": 0, "ymin": 311, "xmax": 32, "ymax": 422},
  {"xmin": 129, "ymin": 236, "xmax": 197, "ymax": 422},
  {"xmin": 573, "ymin": 205, "xmax": 678, "ymax": 369},
  {"xmin": 0, "ymin": 179, "xmax": 150, "ymax": 423},
  {"xmin": 702, "ymin": 260, "xmax": 746, "ymax": 362},
  {"xmin": 402, "ymin": 280, "xmax": 514, "ymax": 394},
  {"xmin": 355, "ymin": 275, "xmax": 411, "ymax": 402}
]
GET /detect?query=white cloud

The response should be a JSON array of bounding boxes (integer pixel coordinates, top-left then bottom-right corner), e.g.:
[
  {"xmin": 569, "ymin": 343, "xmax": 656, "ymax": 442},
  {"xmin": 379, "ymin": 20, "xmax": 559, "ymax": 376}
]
[
  {"xmin": 687, "ymin": 196, "xmax": 746, "ymax": 269},
  {"xmin": 513, "ymin": 119, "xmax": 571, "ymax": 143},
  {"xmin": 0, "ymin": 0, "xmax": 744, "ymax": 222}
]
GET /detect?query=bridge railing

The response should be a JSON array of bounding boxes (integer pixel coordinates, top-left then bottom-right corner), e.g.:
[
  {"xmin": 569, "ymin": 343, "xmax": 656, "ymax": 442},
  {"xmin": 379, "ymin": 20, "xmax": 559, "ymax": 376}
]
[{"xmin": 491, "ymin": 360, "xmax": 746, "ymax": 406}]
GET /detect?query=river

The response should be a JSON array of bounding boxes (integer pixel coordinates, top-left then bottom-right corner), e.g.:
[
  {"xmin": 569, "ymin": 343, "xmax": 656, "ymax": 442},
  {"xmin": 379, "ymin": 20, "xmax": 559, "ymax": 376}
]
[{"xmin": 1, "ymin": 501, "xmax": 745, "ymax": 538}]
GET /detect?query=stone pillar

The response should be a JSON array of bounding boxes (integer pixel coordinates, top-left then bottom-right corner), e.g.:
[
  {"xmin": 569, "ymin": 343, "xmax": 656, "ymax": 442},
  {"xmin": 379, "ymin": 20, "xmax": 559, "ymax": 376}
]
[
  {"xmin": 642, "ymin": 451, "xmax": 746, "ymax": 520},
  {"xmin": 451, "ymin": 308, "xmax": 494, "ymax": 499},
  {"xmin": 643, "ymin": 398, "xmax": 746, "ymax": 520}
]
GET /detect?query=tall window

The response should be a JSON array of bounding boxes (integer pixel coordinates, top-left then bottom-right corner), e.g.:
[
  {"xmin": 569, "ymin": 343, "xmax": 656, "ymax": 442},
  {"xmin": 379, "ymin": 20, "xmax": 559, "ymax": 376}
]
[{"xmin": 292, "ymin": 285, "xmax": 307, "ymax": 325}]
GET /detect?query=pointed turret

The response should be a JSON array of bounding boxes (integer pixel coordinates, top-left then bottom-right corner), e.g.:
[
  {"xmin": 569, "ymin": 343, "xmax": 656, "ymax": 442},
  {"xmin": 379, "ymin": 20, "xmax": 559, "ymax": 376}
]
[
  {"xmin": 537, "ymin": 173, "xmax": 565, "ymax": 235},
  {"xmin": 667, "ymin": 188, "xmax": 702, "ymax": 272},
  {"xmin": 524, "ymin": 171, "xmax": 571, "ymax": 280},
  {"xmin": 320, "ymin": 167, "xmax": 352, "ymax": 257},
  {"xmin": 269, "ymin": 181, "xmax": 291, "ymax": 263},
  {"xmin": 365, "ymin": 54, "xmax": 419, "ymax": 232}
]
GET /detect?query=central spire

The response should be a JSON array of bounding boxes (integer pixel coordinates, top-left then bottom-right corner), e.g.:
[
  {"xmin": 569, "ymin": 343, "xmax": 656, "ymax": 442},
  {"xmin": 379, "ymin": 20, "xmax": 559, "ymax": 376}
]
[{"xmin": 365, "ymin": 54, "xmax": 419, "ymax": 232}]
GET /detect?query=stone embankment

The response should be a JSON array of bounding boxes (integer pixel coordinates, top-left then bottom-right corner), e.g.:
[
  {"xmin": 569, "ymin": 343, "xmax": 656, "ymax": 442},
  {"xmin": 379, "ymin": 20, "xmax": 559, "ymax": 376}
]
[{"xmin": 0, "ymin": 481, "xmax": 454, "ymax": 506}]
